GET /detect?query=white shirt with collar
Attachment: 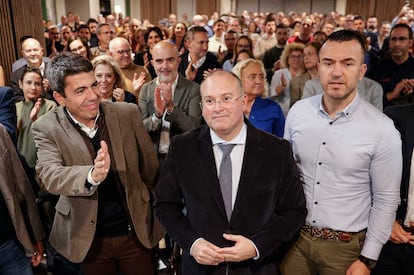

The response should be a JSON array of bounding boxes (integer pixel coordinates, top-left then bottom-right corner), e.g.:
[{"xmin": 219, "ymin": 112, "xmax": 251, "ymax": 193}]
[
  {"xmin": 150, "ymin": 75, "xmax": 179, "ymax": 154},
  {"xmin": 66, "ymin": 108, "xmax": 101, "ymax": 186}
]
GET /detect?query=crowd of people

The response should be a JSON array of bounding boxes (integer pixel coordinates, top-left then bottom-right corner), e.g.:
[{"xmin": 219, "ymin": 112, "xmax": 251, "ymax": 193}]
[{"xmin": 1, "ymin": 3, "xmax": 414, "ymax": 275}]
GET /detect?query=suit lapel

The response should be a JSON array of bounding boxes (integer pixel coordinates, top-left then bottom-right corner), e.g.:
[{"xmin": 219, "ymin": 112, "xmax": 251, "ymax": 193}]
[
  {"xmin": 56, "ymin": 107, "xmax": 92, "ymax": 164},
  {"xmin": 102, "ymin": 103, "xmax": 127, "ymax": 185},
  {"xmin": 196, "ymin": 126, "xmax": 229, "ymax": 221},
  {"xmin": 173, "ymin": 76, "xmax": 186, "ymax": 104},
  {"xmin": 231, "ymin": 124, "xmax": 263, "ymax": 222}
]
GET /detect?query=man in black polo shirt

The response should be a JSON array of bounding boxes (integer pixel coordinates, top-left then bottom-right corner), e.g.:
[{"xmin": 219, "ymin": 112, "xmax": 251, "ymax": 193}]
[{"xmin": 366, "ymin": 23, "xmax": 414, "ymax": 109}]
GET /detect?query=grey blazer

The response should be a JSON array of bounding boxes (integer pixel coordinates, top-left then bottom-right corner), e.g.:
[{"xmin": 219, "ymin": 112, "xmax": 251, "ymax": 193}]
[
  {"xmin": 139, "ymin": 74, "xmax": 201, "ymax": 152},
  {"xmin": 32, "ymin": 102, "xmax": 164, "ymax": 263}
]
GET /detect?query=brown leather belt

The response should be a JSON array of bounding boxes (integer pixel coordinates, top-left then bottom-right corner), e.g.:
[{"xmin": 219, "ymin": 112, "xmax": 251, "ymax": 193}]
[{"xmin": 303, "ymin": 224, "xmax": 366, "ymax": 242}]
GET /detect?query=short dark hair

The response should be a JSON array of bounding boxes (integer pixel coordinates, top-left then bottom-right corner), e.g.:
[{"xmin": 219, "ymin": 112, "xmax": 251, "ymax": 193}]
[
  {"xmin": 391, "ymin": 23, "xmax": 413, "ymax": 39},
  {"xmin": 46, "ymin": 52, "xmax": 93, "ymax": 96},
  {"xmin": 213, "ymin": 19, "xmax": 225, "ymax": 27},
  {"xmin": 353, "ymin": 15, "xmax": 365, "ymax": 22},
  {"xmin": 265, "ymin": 17, "xmax": 276, "ymax": 25},
  {"xmin": 21, "ymin": 66, "xmax": 42, "ymax": 82},
  {"xmin": 276, "ymin": 23, "xmax": 289, "ymax": 30},
  {"xmin": 78, "ymin": 24, "xmax": 90, "ymax": 31},
  {"xmin": 86, "ymin": 18, "xmax": 98, "ymax": 25},
  {"xmin": 324, "ymin": 29, "xmax": 367, "ymax": 55}
]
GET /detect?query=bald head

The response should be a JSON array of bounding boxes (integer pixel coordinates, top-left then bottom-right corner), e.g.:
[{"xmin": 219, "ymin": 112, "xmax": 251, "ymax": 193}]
[
  {"xmin": 109, "ymin": 37, "xmax": 130, "ymax": 52},
  {"xmin": 151, "ymin": 41, "xmax": 180, "ymax": 83},
  {"xmin": 109, "ymin": 37, "xmax": 132, "ymax": 68},
  {"xmin": 152, "ymin": 40, "xmax": 178, "ymax": 55},
  {"xmin": 21, "ymin": 38, "xmax": 44, "ymax": 67}
]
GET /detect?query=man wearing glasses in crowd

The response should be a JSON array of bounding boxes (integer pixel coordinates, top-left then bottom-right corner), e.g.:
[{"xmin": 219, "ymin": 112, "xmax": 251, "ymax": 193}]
[
  {"xmin": 109, "ymin": 37, "xmax": 152, "ymax": 97},
  {"xmin": 91, "ymin": 23, "xmax": 115, "ymax": 57}
]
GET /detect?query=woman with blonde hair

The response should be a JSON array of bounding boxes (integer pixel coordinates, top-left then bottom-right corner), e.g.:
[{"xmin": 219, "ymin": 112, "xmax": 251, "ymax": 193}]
[
  {"xmin": 270, "ymin": 42, "xmax": 305, "ymax": 115},
  {"xmin": 290, "ymin": 41, "xmax": 322, "ymax": 106},
  {"xmin": 92, "ymin": 55, "xmax": 136, "ymax": 103},
  {"xmin": 233, "ymin": 58, "xmax": 285, "ymax": 137}
]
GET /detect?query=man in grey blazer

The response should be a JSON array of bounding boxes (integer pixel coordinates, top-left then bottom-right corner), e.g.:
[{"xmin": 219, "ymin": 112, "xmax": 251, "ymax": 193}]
[
  {"xmin": 139, "ymin": 41, "xmax": 201, "ymax": 158},
  {"xmin": 32, "ymin": 53, "xmax": 164, "ymax": 275}
]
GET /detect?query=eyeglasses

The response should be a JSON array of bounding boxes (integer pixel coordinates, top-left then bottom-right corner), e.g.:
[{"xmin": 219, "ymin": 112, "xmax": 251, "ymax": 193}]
[
  {"xmin": 71, "ymin": 45, "xmax": 85, "ymax": 53},
  {"xmin": 390, "ymin": 36, "xmax": 410, "ymax": 42},
  {"xmin": 200, "ymin": 95, "xmax": 244, "ymax": 109},
  {"xmin": 115, "ymin": 49, "xmax": 132, "ymax": 55},
  {"xmin": 289, "ymin": 54, "xmax": 303, "ymax": 59}
]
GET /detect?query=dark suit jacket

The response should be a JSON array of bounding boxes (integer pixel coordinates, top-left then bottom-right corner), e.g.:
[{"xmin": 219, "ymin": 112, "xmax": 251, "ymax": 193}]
[
  {"xmin": 154, "ymin": 122, "xmax": 307, "ymax": 274},
  {"xmin": 32, "ymin": 102, "xmax": 164, "ymax": 263},
  {"xmin": 178, "ymin": 52, "xmax": 220, "ymax": 84},
  {"xmin": 139, "ymin": 75, "xmax": 201, "ymax": 152},
  {"xmin": 0, "ymin": 124, "xmax": 45, "ymax": 256},
  {"xmin": 0, "ymin": 86, "xmax": 17, "ymax": 142},
  {"xmin": 384, "ymin": 104, "xmax": 414, "ymax": 221}
]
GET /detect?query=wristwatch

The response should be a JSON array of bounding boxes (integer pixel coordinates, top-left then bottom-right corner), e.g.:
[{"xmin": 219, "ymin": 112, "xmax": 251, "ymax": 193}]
[{"xmin": 358, "ymin": 255, "xmax": 377, "ymax": 270}]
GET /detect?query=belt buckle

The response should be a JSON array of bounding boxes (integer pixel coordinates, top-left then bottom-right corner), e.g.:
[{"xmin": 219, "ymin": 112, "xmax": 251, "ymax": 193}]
[
  {"xmin": 338, "ymin": 232, "xmax": 351, "ymax": 242},
  {"xmin": 322, "ymin": 229, "xmax": 330, "ymax": 239}
]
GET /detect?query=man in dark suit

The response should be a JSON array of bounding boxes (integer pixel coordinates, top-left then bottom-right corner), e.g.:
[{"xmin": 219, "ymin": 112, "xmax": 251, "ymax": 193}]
[
  {"xmin": 154, "ymin": 70, "xmax": 307, "ymax": 274},
  {"xmin": 32, "ymin": 53, "xmax": 164, "ymax": 275},
  {"xmin": 178, "ymin": 26, "xmax": 220, "ymax": 84},
  {"xmin": 139, "ymin": 41, "xmax": 201, "ymax": 159},
  {"xmin": 372, "ymin": 104, "xmax": 414, "ymax": 275}
]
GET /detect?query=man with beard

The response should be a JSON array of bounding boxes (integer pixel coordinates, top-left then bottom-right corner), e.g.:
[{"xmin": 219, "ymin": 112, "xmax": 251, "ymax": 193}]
[
  {"xmin": 139, "ymin": 41, "xmax": 201, "ymax": 161},
  {"xmin": 282, "ymin": 30, "xmax": 401, "ymax": 275},
  {"xmin": 262, "ymin": 23, "xmax": 290, "ymax": 83},
  {"xmin": 366, "ymin": 23, "xmax": 414, "ymax": 108}
]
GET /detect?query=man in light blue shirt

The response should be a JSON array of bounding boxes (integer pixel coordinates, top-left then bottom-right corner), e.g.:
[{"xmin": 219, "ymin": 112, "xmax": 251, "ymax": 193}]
[{"xmin": 281, "ymin": 30, "xmax": 402, "ymax": 275}]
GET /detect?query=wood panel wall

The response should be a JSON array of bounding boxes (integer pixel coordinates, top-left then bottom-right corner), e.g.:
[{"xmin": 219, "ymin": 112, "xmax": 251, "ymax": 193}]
[
  {"xmin": 195, "ymin": 0, "xmax": 219, "ymax": 17},
  {"xmin": 140, "ymin": 0, "xmax": 171, "ymax": 26},
  {"xmin": 140, "ymin": 0, "xmax": 219, "ymax": 25},
  {"xmin": 346, "ymin": 0, "xmax": 408, "ymax": 24},
  {"xmin": 0, "ymin": 0, "xmax": 45, "ymax": 86}
]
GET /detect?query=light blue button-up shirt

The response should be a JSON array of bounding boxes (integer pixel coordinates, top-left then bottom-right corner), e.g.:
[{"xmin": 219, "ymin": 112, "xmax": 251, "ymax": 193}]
[{"xmin": 284, "ymin": 93, "xmax": 402, "ymax": 260}]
